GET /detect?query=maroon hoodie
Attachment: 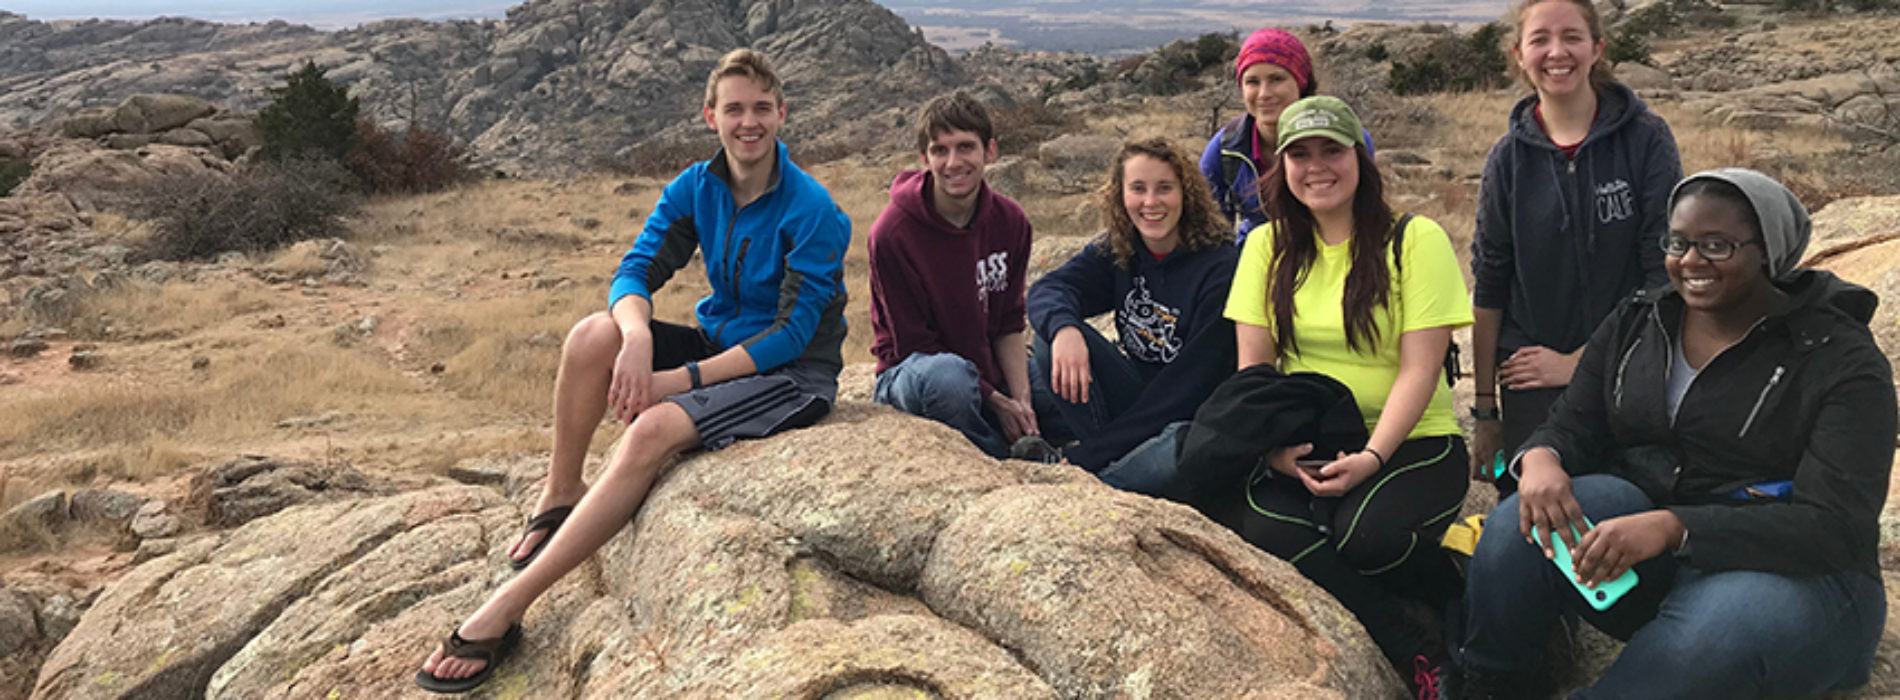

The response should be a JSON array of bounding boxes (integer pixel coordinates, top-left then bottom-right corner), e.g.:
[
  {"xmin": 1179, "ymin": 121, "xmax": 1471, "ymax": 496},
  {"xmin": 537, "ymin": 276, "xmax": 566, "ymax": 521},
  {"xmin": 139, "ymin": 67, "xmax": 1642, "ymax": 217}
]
[{"xmin": 868, "ymin": 169, "xmax": 1033, "ymax": 399}]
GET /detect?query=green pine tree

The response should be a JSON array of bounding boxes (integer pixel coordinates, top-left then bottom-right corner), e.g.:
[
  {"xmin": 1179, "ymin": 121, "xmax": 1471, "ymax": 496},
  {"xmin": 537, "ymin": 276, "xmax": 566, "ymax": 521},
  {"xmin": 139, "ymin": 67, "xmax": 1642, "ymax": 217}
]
[{"xmin": 255, "ymin": 61, "xmax": 360, "ymax": 162}]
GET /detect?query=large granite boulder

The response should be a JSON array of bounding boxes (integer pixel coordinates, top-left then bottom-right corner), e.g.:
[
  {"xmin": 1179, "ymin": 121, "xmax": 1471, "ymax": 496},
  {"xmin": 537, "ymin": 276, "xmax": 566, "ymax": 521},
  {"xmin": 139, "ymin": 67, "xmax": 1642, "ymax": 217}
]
[
  {"xmin": 34, "ymin": 405, "xmax": 1403, "ymax": 699},
  {"xmin": 109, "ymin": 94, "xmax": 217, "ymax": 135},
  {"xmin": 14, "ymin": 141, "xmax": 231, "ymax": 212}
]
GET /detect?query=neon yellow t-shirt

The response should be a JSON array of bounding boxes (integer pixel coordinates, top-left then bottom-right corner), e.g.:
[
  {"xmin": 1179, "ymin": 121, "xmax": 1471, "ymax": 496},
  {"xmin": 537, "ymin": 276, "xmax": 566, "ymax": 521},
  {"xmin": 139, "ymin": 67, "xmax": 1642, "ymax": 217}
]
[{"xmin": 1225, "ymin": 215, "xmax": 1474, "ymax": 439}]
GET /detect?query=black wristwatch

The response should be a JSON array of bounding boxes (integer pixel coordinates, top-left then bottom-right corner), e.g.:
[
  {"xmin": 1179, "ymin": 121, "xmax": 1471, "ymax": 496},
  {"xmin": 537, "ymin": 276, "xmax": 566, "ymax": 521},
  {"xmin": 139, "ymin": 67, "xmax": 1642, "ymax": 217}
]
[{"xmin": 1469, "ymin": 405, "xmax": 1501, "ymax": 421}]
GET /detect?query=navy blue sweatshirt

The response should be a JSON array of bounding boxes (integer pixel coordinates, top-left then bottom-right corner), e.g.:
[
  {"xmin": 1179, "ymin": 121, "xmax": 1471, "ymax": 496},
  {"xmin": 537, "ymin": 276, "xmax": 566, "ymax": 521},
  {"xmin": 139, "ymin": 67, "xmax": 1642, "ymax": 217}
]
[
  {"xmin": 1471, "ymin": 82, "xmax": 1681, "ymax": 355},
  {"xmin": 1027, "ymin": 237, "xmax": 1240, "ymax": 469}
]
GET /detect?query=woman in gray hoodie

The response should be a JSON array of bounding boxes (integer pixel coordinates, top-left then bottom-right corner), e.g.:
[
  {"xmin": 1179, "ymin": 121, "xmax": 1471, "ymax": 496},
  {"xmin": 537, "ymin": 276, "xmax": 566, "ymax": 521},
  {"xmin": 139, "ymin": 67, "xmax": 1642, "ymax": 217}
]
[
  {"xmin": 1454, "ymin": 169, "xmax": 1893, "ymax": 699},
  {"xmin": 1467, "ymin": 0, "xmax": 1682, "ymax": 489}
]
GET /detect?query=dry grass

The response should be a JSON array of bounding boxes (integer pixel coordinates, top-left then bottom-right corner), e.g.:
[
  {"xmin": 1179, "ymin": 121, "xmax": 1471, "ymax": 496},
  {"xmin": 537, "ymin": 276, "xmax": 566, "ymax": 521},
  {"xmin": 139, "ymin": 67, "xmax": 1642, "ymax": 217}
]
[
  {"xmin": 62, "ymin": 277, "xmax": 279, "ymax": 340},
  {"xmin": 406, "ymin": 294, "xmax": 600, "ymax": 414},
  {"xmin": 0, "ymin": 340, "xmax": 422, "ymax": 458}
]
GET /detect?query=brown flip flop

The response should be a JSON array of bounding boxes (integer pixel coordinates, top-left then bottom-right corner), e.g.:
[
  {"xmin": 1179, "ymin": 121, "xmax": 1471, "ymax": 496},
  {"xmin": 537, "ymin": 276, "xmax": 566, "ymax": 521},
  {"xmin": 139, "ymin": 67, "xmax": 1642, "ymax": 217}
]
[
  {"xmin": 413, "ymin": 622, "xmax": 522, "ymax": 694},
  {"xmin": 509, "ymin": 505, "xmax": 573, "ymax": 570}
]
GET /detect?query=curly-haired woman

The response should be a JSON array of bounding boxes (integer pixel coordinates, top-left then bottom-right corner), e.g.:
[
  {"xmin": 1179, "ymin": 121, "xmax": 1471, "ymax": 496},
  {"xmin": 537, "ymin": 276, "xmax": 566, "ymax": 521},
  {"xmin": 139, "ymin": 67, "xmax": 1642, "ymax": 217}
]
[{"xmin": 1027, "ymin": 137, "xmax": 1239, "ymax": 493}]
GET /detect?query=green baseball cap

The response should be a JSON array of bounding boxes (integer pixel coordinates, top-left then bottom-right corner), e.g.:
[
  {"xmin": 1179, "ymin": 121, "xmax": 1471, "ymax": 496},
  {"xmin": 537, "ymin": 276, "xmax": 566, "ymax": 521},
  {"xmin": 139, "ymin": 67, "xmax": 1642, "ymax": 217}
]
[{"xmin": 1276, "ymin": 96, "xmax": 1363, "ymax": 153}]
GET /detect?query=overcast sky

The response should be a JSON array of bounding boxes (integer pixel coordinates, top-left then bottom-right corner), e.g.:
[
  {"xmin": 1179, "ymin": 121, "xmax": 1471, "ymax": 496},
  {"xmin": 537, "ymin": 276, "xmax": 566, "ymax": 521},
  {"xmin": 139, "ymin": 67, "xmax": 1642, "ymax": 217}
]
[
  {"xmin": 5, "ymin": 0, "xmax": 1509, "ymax": 29},
  {"xmin": 2, "ymin": 1, "xmax": 512, "ymax": 28}
]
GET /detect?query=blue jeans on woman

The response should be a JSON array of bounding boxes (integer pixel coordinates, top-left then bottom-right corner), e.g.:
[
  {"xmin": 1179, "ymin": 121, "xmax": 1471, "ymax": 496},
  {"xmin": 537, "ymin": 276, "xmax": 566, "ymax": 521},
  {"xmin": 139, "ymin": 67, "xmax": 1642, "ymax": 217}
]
[
  {"xmin": 1027, "ymin": 324, "xmax": 1181, "ymax": 496},
  {"xmin": 1459, "ymin": 474, "xmax": 1886, "ymax": 699}
]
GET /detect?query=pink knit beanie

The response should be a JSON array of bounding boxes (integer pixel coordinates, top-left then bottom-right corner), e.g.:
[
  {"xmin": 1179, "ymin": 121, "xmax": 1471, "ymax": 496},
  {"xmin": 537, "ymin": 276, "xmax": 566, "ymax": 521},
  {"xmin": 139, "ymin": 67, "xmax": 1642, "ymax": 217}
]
[{"xmin": 1235, "ymin": 28, "xmax": 1313, "ymax": 93}]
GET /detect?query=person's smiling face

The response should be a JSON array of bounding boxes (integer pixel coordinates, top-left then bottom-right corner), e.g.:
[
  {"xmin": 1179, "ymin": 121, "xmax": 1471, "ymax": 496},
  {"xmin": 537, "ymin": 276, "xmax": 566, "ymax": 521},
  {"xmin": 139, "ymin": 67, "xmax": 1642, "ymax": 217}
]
[
  {"xmin": 1514, "ymin": 0, "xmax": 1603, "ymax": 100},
  {"xmin": 1281, "ymin": 136, "xmax": 1359, "ymax": 219},
  {"xmin": 703, "ymin": 75, "xmax": 784, "ymax": 169},
  {"xmin": 1666, "ymin": 193, "xmax": 1769, "ymax": 314},
  {"xmin": 1241, "ymin": 62, "xmax": 1302, "ymax": 134},
  {"xmin": 1120, "ymin": 153, "xmax": 1183, "ymax": 254}
]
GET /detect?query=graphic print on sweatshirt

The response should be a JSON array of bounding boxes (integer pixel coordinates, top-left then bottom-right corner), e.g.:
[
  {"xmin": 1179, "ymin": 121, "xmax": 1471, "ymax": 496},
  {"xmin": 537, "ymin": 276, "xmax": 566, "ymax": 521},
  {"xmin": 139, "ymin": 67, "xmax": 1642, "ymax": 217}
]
[
  {"xmin": 1596, "ymin": 178, "xmax": 1635, "ymax": 225},
  {"xmin": 1118, "ymin": 276, "xmax": 1182, "ymax": 363},
  {"xmin": 975, "ymin": 250, "xmax": 1009, "ymax": 311}
]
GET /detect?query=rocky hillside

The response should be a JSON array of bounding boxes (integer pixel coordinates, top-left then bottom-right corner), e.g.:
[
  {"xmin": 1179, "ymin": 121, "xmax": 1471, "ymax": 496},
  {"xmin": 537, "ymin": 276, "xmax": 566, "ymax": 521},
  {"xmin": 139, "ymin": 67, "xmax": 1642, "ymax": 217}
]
[{"xmin": 0, "ymin": 0, "xmax": 962, "ymax": 175}]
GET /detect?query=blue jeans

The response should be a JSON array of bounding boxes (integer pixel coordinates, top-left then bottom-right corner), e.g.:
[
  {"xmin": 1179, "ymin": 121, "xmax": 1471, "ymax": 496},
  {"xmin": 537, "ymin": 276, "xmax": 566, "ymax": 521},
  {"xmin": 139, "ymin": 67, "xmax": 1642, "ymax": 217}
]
[
  {"xmin": 1028, "ymin": 324, "xmax": 1166, "ymax": 493},
  {"xmin": 1460, "ymin": 474, "xmax": 1886, "ymax": 698},
  {"xmin": 1028, "ymin": 323, "xmax": 1145, "ymax": 440},
  {"xmin": 1095, "ymin": 420, "xmax": 1189, "ymax": 497},
  {"xmin": 875, "ymin": 352, "xmax": 1065, "ymax": 459}
]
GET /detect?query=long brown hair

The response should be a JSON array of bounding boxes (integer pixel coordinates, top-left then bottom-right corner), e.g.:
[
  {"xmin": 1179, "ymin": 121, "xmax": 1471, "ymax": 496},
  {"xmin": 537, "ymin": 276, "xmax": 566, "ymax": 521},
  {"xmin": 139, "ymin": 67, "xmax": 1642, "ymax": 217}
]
[
  {"xmin": 1097, "ymin": 138, "xmax": 1232, "ymax": 268},
  {"xmin": 1506, "ymin": 0, "xmax": 1616, "ymax": 91},
  {"xmin": 1262, "ymin": 145, "xmax": 1396, "ymax": 355}
]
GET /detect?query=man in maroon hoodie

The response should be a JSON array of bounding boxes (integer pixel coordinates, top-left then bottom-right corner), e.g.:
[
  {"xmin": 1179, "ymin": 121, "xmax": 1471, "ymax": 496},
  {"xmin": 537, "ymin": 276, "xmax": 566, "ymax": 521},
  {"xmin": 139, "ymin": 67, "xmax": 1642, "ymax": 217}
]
[{"xmin": 868, "ymin": 91, "xmax": 1059, "ymax": 459}]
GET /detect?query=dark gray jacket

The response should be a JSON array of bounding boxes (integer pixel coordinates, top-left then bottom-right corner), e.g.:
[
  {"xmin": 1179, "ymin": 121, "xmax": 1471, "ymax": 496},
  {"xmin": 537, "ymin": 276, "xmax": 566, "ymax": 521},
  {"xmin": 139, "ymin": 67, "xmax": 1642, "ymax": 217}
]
[
  {"xmin": 1471, "ymin": 82, "xmax": 1682, "ymax": 355},
  {"xmin": 1528, "ymin": 271, "xmax": 1895, "ymax": 576}
]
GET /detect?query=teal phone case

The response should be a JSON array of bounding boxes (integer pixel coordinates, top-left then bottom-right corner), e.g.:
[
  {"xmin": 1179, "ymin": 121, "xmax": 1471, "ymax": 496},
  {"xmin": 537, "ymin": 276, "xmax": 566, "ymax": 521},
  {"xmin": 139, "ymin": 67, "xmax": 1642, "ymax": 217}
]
[{"xmin": 1533, "ymin": 522, "xmax": 1640, "ymax": 610}]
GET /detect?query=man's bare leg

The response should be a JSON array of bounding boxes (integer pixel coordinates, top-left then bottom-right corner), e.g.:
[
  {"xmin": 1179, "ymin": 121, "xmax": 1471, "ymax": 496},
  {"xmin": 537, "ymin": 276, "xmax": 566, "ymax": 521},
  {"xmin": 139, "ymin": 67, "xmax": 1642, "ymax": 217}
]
[
  {"xmin": 507, "ymin": 312, "xmax": 621, "ymax": 564},
  {"xmin": 424, "ymin": 401, "xmax": 701, "ymax": 680}
]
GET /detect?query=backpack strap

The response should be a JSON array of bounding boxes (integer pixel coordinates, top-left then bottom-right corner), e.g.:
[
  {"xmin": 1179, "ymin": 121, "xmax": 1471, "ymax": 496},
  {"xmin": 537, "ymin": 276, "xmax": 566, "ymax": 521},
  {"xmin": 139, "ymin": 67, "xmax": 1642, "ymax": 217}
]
[
  {"xmin": 1389, "ymin": 213, "xmax": 1460, "ymax": 388},
  {"xmin": 1220, "ymin": 151, "xmax": 1244, "ymax": 216}
]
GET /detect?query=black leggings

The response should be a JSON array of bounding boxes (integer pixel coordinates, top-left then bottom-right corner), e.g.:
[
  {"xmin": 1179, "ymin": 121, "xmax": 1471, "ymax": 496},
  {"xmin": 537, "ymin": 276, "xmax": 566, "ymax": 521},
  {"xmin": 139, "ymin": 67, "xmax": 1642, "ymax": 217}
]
[{"xmin": 1229, "ymin": 434, "xmax": 1468, "ymax": 666}]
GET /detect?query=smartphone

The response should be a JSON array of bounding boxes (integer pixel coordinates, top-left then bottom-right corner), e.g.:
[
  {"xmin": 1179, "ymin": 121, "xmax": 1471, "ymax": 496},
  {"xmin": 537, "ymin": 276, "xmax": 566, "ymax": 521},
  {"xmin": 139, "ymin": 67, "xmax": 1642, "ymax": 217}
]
[
  {"xmin": 1532, "ymin": 520, "xmax": 1640, "ymax": 611},
  {"xmin": 1294, "ymin": 458, "xmax": 1331, "ymax": 469}
]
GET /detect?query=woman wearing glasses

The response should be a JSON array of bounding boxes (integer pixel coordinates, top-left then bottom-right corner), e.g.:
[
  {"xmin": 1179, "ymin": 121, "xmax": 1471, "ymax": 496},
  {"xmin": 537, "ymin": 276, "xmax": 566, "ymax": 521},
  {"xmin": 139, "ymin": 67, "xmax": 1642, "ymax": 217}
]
[
  {"xmin": 1467, "ymin": 0, "xmax": 1682, "ymax": 490},
  {"xmin": 1453, "ymin": 169, "xmax": 1893, "ymax": 699}
]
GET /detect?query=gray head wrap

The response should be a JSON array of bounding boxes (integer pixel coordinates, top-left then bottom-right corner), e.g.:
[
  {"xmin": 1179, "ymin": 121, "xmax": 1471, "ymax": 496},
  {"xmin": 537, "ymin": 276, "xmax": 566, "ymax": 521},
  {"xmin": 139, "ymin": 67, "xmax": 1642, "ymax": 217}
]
[{"xmin": 1668, "ymin": 167, "xmax": 1811, "ymax": 279}]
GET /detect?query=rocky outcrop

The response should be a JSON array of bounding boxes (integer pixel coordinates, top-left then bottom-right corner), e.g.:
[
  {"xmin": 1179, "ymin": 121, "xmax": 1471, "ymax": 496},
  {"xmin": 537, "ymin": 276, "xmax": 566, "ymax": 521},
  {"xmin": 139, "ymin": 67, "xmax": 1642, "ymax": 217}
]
[
  {"xmin": 1661, "ymin": 16, "xmax": 1900, "ymax": 138},
  {"xmin": 0, "ymin": 0, "xmax": 962, "ymax": 176},
  {"xmin": 33, "ymin": 406, "xmax": 1403, "ymax": 699},
  {"xmin": 184, "ymin": 455, "xmax": 387, "ymax": 528},
  {"xmin": 12, "ymin": 140, "xmax": 232, "ymax": 212}
]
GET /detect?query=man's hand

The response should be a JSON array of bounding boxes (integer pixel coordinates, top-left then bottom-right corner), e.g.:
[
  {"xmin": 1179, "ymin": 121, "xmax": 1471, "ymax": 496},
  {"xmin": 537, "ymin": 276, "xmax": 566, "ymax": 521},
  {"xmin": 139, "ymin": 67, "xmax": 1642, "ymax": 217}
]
[
  {"xmin": 1570, "ymin": 510, "xmax": 1682, "ymax": 587},
  {"xmin": 1049, "ymin": 327, "xmax": 1092, "ymax": 405},
  {"xmin": 608, "ymin": 327, "xmax": 654, "ymax": 424},
  {"xmin": 986, "ymin": 392, "xmax": 1039, "ymax": 443},
  {"xmin": 1499, "ymin": 346, "xmax": 1580, "ymax": 391},
  {"xmin": 1516, "ymin": 450, "xmax": 1590, "ymax": 560}
]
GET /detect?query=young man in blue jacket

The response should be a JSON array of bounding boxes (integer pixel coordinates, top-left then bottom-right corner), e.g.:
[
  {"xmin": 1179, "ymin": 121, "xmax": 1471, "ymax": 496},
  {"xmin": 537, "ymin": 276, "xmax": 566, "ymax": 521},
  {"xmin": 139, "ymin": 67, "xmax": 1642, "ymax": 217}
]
[{"xmin": 416, "ymin": 48, "xmax": 851, "ymax": 693}]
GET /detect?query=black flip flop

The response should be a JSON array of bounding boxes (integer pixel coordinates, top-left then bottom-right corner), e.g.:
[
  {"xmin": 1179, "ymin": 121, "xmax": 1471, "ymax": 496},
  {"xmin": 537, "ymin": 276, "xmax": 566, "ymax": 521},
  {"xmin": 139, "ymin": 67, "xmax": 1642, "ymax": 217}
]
[
  {"xmin": 508, "ymin": 505, "xmax": 573, "ymax": 570},
  {"xmin": 413, "ymin": 622, "xmax": 523, "ymax": 694}
]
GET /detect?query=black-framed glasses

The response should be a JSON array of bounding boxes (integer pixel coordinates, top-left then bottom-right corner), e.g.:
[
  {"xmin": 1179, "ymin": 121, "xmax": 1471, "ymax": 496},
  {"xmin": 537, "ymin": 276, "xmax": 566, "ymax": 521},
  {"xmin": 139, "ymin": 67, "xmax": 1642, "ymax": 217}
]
[{"xmin": 1661, "ymin": 234, "xmax": 1758, "ymax": 261}]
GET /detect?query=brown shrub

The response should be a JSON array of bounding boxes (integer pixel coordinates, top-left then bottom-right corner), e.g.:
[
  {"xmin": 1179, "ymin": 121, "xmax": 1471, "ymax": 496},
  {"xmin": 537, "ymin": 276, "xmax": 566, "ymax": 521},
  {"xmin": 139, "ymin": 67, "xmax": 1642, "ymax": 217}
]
[
  {"xmin": 129, "ymin": 158, "xmax": 357, "ymax": 261},
  {"xmin": 344, "ymin": 120, "xmax": 478, "ymax": 194}
]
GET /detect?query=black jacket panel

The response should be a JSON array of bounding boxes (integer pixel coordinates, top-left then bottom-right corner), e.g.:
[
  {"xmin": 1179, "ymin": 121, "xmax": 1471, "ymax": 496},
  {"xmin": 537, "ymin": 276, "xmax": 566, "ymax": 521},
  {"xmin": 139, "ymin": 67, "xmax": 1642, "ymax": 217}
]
[{"xmin": 1526, "ymin": 269, "xmax": 1896, "ymax": 576}]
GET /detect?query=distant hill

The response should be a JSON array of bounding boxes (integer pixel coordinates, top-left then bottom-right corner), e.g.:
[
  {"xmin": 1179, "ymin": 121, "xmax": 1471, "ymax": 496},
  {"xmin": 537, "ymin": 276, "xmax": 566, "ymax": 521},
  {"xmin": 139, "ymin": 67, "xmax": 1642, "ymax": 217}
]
[
  {"xmin": 0, "ymin": 0, "xmax": 962, "ymax": 175},
  {"xmin": 883, "ymin": 0, "xmax": 1513, "ymax": 54}
]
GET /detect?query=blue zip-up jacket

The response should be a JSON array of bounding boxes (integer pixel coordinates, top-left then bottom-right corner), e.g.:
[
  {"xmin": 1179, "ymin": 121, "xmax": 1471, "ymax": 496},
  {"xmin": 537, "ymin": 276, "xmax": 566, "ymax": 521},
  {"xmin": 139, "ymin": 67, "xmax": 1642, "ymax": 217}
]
[
  {"xmin": 1471, "ymin": 82, "xmax": 1681, "ymax": 356},
  {"xmin": 1200, "ymin": 112, "xmax": 1375, "ymax": 243},
  {"xmin": 1028, "ymin": 237, "xmax": 1240, "ymax": 469},
  {"xmin": 610, "ymin": 142, "xmax": 851, "ymax": 373}
]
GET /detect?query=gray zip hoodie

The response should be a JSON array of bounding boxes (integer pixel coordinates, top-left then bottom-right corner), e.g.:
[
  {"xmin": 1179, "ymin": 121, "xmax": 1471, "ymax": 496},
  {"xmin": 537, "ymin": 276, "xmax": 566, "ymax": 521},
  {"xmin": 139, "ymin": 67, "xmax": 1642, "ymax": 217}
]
[{"xmin": 1471, "ymin": 82, "xmax": 1682, "ymax": 355}]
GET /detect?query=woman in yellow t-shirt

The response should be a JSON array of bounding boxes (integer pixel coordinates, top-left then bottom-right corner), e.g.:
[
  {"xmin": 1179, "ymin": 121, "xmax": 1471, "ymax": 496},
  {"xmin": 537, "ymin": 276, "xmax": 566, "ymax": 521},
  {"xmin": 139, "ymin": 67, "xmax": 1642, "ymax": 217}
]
[{"xmin": 1223, "ymin": 96, "xmax": 1473, "ymax": 697}]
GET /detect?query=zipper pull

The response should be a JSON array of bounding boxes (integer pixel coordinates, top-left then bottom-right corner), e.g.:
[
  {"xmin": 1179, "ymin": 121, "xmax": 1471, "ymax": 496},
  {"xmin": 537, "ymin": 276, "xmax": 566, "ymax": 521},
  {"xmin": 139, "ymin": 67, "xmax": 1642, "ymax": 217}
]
[{"xmin": 1567, "ymin": 159, "xmax": 1576, "ymax": 175}]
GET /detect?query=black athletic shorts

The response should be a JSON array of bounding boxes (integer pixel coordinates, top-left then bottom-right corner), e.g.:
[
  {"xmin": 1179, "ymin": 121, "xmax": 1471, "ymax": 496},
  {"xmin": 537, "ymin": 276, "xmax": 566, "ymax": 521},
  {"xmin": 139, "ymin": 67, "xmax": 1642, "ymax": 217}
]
[{"xmin": 649, "ymin": 320, "xmax": 837, "ymax": 450}]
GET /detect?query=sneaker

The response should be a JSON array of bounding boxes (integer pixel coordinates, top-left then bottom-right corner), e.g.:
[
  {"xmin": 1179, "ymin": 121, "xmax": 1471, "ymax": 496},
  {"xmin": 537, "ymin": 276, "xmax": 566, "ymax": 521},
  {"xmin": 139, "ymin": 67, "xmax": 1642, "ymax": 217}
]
[
  {"xmin": 1009, "ymin": 436, "xmax": 1062, "ymax": 464},
  {"xmin": 1411, "ymin": 654, "xmax": 1447, "ymax": 700}
]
